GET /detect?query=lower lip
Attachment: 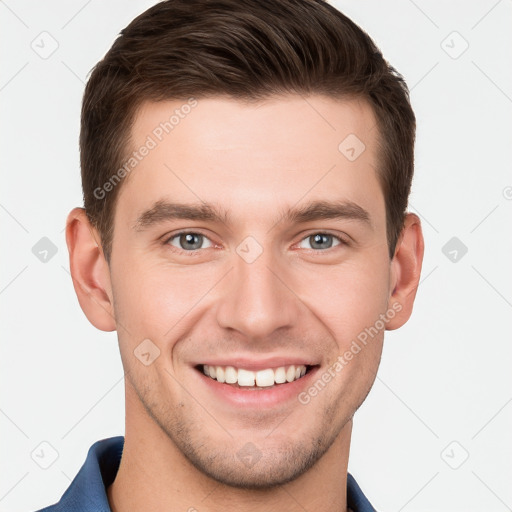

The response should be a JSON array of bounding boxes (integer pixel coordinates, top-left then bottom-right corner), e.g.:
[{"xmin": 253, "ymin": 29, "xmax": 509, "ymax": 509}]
[{"xmin": 195, "ymin": 366, "xmax": 320, "ymax": 408}]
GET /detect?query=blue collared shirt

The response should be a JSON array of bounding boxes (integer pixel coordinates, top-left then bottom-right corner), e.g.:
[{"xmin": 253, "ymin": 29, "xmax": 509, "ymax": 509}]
[{"xmin": 35, "ymin": 436, "xmax": 376, "ymax": 512}]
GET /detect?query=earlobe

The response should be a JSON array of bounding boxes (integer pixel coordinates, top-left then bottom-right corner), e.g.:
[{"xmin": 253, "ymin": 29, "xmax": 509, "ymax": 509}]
[
  {"xmin": 65, "ymin": 207, "xmax": 117, "ymax": 332},
  {"xmin": 386, "ymin": 213, "xmax": 424, "ymax": 331}
]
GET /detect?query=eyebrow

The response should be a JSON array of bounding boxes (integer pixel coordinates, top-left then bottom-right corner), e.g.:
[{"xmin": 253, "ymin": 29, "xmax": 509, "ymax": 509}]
[
  {"xmin": 133, "ymin": 200, "xmax": 229, "ymax": 231},
  {"xmin": 132, "ymin": 198, "xmax": 371, "ymax": 232}
]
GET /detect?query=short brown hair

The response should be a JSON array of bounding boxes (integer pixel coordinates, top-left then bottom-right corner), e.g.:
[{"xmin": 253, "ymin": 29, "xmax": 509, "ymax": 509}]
[{"xmin": 80, "ymin": 0, "xmax": 415, "ymax": 263}]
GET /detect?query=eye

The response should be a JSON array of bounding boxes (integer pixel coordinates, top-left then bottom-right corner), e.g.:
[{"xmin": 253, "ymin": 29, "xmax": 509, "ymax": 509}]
[
  {"xmin": 165, "ymin": 231, "xmax": 213, "ymax": 251},
  {"xmin": 297, "ymin": 232, "xmax": 343, "ymax": 251}
]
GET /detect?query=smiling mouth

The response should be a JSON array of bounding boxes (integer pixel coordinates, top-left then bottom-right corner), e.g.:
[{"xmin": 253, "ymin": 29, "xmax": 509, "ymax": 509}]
[{"xmin": 196, "ymin": 364, "xmax": 315, "ymax": 389}]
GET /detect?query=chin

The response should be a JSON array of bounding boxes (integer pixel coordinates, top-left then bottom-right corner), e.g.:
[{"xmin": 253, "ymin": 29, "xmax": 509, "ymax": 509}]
[{"xmin": 182, "ymin": 444, "xmax": 327, "ymax": 490}]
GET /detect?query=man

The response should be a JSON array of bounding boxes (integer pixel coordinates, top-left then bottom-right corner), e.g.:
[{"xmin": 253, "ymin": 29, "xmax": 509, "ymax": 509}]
[{"xmin": 37, "ymin": 0, "xmax": 424, "ymax": 510}]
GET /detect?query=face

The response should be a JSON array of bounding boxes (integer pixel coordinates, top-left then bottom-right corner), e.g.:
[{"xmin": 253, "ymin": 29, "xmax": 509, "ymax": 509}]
[{"xmin": 107, "ymin": 94, "xmax": 395, "ymax": 488}]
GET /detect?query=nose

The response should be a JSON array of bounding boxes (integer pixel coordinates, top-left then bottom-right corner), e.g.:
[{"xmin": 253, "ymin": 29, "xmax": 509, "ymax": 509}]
[{"xmin": 215, "ymin": 244, "xmax": 301, "ymax": 340}]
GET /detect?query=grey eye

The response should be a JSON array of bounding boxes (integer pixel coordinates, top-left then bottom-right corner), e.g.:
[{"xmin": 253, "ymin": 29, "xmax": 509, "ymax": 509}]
[
  {"xmin": 298, "ymin": 233, "xmax": 341, "ymax": 250},
  {"xmin": 168, "ymin": 232, "xmax": 213, "ymax": 251}
]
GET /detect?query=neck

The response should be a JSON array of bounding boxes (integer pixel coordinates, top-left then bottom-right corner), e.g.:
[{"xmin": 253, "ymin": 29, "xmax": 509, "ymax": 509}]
[{"xmin": 107, "ymin": 386, "xmax": 352, "ymax": 512}]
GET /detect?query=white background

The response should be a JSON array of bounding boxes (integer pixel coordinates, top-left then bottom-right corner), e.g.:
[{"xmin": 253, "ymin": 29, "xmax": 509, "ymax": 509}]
[{"xmin": 1, "ymin": 1, "xmax": 511, "ymax": 511}]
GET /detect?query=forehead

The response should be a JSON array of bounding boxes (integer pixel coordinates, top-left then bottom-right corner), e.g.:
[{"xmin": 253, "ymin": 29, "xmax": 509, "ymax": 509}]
[
  {"xmin": 116, "ymin": 94, "xmax": 383, "ymax": 230},
  {"xmin": 130, "ymin": 94, "xmax": 378, "ymax": 159}
]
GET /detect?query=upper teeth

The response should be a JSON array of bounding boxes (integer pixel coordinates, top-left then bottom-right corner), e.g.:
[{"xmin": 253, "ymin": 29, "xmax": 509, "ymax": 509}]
[{"xmin": 202, "ymin": 364, "xmax": 307, "ymax": 387}]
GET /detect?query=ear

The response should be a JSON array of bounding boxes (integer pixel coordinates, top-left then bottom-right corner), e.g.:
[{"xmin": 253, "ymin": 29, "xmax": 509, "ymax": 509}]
[
  {"xmin": 386, "ymin": 213, "xmax": 424, "ymax": 330},
  {"xmin": 65, "ymin": 207, "xmax": 116, "ymax": 332}
]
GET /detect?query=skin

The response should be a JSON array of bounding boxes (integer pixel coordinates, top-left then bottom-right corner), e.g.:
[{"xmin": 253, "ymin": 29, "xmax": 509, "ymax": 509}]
[{"xmin": 66, "ymin": 94, "xmax": 424, "ymax": 512}]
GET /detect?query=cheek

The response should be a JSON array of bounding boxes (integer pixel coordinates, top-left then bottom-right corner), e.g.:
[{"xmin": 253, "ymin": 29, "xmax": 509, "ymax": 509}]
[
  {"xmin": 300, "ymin": 255, "xmax": 391, "ymax": 345},
  {"xmin": 110, "ymin": 255, "xmax": 220, "ymax": 343},
  {"xmin": 307, "ymin": 259, "xmax": 389, "ymax": 404}
]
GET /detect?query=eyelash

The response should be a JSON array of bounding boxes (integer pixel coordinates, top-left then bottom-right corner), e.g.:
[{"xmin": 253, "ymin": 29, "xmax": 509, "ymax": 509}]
[{"xmin": 162, "ymin": 230, "xmax": 348, "ymax": 254}]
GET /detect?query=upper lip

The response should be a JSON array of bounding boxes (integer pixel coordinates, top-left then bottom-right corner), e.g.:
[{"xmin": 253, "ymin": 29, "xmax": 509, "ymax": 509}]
[{"xmin": 194, "ymin": 356, "xmax": 317, "ymax": 371}]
